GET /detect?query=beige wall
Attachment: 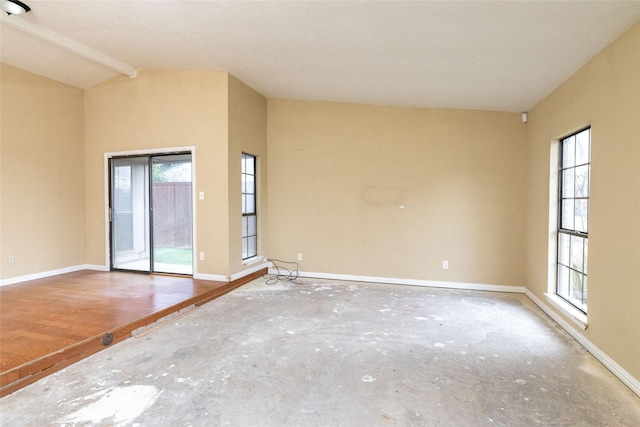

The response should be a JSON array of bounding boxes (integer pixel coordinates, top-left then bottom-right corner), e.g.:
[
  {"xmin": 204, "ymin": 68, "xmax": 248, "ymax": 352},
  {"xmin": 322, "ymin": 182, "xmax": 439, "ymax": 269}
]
[
  {"xmin": 525, "ymin": 22, "xmax": 640, "ymax": 379},
  {"xmin": 1, "ymin": 67, "xmax": 237, "ymax": 279},
  {"xmin": 228, "ymin": 75, "xmax": 268, "ymax": 275},
  {"xmin": 267, "ymin": 100, "xmax": 527, "ymax": 285},
  {"xmin": 0, "ymin": 64, "xmax": 85, "ymax": 279},
  {"xmin": 84, "ymin": 70, "xmax": 230, "ymax": 275}
]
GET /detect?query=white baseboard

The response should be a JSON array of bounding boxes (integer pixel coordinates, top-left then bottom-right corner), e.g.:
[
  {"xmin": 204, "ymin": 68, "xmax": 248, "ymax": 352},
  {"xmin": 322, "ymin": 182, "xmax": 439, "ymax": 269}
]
[
  {"xmin": 241, "ymin": 256, "xmax": 267, "ymax": 267},
  {"xmin": 85, "ymin": 264, "xmax": 109, "ymax": 272},
  {"xmin": 0, "ymin": 264, "xmax": 89, "ymax": 287},
  {"xmin": 194, "ymin": 262, "xmax": 270, "ymax": 283},
  {"xmin": 295, "ymin": 270, "xmax": 526, "ymax": 294},
  {"xmin": 524, "ymin": 289, "xmax": 640, "ymax": 397},
  {"xmin": 1, "ymin": 262, "xmax": 267, "ymax": 286},
  {"xmin": 230, "ymin": 262, "xmax": 269, "ymax": 282},
  {"xmin": 193, "ymin": 273, "xmax": 229, "ymax": 282}
]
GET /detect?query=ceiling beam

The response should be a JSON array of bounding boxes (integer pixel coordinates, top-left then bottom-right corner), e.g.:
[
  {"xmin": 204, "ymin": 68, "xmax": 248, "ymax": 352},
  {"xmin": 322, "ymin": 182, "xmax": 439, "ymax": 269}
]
[{"xmin": 0, "ymin": 14, "xmax": 137, "ymax": 78}]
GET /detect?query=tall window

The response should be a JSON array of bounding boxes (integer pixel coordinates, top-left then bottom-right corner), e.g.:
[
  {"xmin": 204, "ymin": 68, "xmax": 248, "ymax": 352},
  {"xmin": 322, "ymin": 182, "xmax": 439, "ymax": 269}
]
[
  {"xmin": 557, "ymin": 127, "xmax": 591, "ymax": 313},
  {"xmin": 242, "ymin": 153, "xmax": 257, "ymax": 259}
]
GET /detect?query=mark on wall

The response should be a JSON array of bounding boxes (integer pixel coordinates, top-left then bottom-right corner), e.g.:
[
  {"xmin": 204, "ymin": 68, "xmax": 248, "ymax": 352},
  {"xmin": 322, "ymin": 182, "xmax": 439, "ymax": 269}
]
[{"xmin": 360, "ymin": 186, "xmax": 406, "ymax": 208}]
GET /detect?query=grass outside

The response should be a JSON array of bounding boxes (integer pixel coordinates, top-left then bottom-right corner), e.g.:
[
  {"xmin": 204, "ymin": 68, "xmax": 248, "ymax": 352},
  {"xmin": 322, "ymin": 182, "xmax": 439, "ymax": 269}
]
[{"xmin": 154, "ymin": 248, "xmax": 193, "ymax": 265}]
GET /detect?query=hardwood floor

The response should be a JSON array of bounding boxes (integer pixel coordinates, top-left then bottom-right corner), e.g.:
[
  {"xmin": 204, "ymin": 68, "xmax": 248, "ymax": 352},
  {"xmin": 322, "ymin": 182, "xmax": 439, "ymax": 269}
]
[{"xmin": 0, "ymin": 269, "xmax": 265, "ymax": 397}]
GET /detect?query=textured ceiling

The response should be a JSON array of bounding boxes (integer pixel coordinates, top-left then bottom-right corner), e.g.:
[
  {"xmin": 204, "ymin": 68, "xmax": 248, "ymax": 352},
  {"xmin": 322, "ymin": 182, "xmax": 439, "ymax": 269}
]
[{"xmin": 2, "ymin": 1, "xmax": 639, "ymax": 112}]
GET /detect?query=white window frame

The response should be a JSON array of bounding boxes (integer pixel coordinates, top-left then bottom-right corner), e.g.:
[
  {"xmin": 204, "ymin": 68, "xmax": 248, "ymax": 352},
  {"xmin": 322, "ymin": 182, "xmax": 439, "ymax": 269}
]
[
  {"xmin": 546, "ymin": 128, "xmax": 591, "ymax": 329},
  {"xmin": 241, "ymin": 153, "xmax": 257, "ymax": 260}
]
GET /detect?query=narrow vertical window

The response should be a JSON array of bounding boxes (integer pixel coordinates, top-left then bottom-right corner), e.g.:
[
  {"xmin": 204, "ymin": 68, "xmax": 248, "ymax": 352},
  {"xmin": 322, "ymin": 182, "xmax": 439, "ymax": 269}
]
[
  {"xmin": 557, "ymin": 127, "xmax": 590, "ymax": 313},
  {"xmin": 242, "ymin": 153, "xmax": 257, "ymax": 259}
]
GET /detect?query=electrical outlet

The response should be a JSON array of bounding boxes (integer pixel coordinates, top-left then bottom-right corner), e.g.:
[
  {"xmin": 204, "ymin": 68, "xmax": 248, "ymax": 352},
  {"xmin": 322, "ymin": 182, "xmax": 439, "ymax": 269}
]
[
  {"xmin": 442, "ymin": 260, "xmax": 448, "ymax": 270},
  {"xmin": 8, "ymin": 255, "xmax": 15, "ymax": 264},
  {"xmin": 297, "ymin": 253, "xmax": 303, "ymax": 261},
  {"xmin": 199, "ymin": 252, "xmax": 205, "ymax": 261}
]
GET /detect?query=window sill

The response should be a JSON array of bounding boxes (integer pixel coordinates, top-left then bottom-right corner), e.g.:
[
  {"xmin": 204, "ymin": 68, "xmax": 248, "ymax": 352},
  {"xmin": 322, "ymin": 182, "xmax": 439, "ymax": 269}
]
[
  {"xmin": 544, "ymin": 293, "xmax": 588, "ymax": 330},
  {"xmin": 241, "ymin": 256, "xmax": 264, "ymax": 267}
]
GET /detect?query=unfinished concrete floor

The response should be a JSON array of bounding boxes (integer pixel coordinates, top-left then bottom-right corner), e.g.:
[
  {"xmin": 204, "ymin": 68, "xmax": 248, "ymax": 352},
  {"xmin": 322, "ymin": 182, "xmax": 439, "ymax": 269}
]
[{"xmin": 1, "ymin": 277, "xmax": 639, "ymax": 426}]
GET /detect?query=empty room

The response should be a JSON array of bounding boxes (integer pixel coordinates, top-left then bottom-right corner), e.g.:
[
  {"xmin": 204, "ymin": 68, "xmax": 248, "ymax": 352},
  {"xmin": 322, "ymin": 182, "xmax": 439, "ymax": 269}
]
[{"xmin": 1, "ymin": 1, "xmax": 639, "ymax": 425}]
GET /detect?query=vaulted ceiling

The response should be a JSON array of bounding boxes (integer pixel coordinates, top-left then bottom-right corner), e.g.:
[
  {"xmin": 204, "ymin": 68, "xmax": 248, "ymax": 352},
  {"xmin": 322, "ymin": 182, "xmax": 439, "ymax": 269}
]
[{"xmin": 2, "ymin": 1, "xmax": 639, "ymax": 112}]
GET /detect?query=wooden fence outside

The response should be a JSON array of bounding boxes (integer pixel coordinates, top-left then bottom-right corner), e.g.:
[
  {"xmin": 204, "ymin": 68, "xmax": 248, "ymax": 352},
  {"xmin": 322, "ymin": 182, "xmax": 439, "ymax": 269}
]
[{"xmin": 152, "ymin": 182, "xmax": 192, "ymax": 249}]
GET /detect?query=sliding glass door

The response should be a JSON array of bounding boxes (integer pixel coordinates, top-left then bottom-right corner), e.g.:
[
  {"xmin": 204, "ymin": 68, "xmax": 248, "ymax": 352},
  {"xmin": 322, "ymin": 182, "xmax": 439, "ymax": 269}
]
[
  {"xmin": 110, "ymin": 153, "xmax": 193, "ymax": 275},
  {"xmin": 151, "ymin": 154, "xmax": 193, "ymax": 274},
  {"xmin": 111, "ymin": 157, "xmax": 150, "ymax": 272}
]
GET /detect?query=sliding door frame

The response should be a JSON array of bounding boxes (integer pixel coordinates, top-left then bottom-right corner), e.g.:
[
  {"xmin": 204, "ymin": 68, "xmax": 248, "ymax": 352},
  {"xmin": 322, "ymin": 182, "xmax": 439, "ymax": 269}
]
[
  {"xmin": 103, "ymin": 147, "xmax": 197, "ymax": 274},
  {"xmin": 109, "ymin": 155, "xmax": 151, "ymax": 272}
]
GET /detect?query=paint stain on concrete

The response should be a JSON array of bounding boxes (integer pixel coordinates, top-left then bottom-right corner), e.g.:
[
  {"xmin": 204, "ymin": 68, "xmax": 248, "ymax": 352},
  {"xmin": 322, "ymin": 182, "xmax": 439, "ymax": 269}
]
[
  {"xmin": 362, "ymin": 375, "xmax": 376, "ymax": 383},
  {"xmin": 60, "ymin": 385, "xmax": 161, "ymax": 426}
]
